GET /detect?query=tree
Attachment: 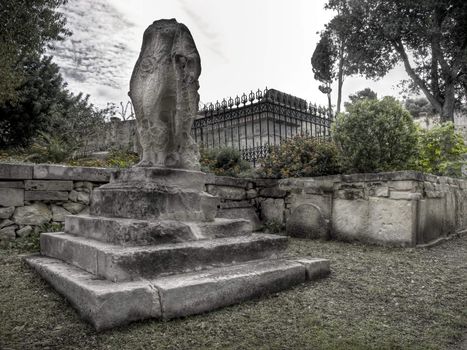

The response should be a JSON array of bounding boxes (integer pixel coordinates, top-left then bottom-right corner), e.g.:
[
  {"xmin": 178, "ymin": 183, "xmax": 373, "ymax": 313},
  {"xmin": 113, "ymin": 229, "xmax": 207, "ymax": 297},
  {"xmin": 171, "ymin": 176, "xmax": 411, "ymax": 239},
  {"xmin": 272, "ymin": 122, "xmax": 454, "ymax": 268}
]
[
  {"xmin": 0, "ymin": 55, "xmax": 106, "ymax": 149},
  {"xmin": 0, "ymin": 0, "xmax": 69, "ymax": 103},
  {"xmin": 312, "ymin": 0, "xmax": 359, "ymax": 114},
  {"xmin": 404, "ymin": 97, "xmax": 436, "ymax": 119},
  {"xmin": 332, "ymin": 96, "xmax": 418, "ymax": 173},
  {"xmin": 323, "ymin": 0, "xmax": 467, "ymax": 123},
  {"xmin": 311, "ymin": 31, "xmax": 336, "ymax": 115},
  {"xmin": 344, "ymin": 88, "xmax": 377, "ymax": 109}
]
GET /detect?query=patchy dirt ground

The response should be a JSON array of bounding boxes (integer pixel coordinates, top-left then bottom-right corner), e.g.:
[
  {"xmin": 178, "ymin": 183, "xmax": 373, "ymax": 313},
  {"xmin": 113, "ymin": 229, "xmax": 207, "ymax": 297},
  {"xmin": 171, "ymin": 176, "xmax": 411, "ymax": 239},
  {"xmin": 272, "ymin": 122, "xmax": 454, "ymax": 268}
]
[{"xmin": 1, "ymin": 234, "xmax": 466, "ymax": 350}]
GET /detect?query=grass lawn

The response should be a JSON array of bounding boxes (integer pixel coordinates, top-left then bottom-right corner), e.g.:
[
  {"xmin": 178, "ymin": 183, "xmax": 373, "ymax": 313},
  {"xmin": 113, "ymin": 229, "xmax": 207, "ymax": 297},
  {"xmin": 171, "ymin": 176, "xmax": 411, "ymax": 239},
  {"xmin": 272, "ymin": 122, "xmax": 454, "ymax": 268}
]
[{"xmin": 1, "ymin": 234, "xmax": 466, "ymax": 350}]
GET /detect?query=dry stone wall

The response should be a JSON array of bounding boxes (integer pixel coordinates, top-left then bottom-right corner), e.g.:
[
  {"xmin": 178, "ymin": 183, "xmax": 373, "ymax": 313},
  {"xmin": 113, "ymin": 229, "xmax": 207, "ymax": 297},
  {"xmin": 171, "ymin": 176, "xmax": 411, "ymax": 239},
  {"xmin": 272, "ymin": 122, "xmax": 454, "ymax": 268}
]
[
  {"xmin": 0, "ymin": 164, "xmax": 111, "ymax": 247},
  {"xmin": 1, "ymin": 163, "xmax": 465, "ymax": 247}
]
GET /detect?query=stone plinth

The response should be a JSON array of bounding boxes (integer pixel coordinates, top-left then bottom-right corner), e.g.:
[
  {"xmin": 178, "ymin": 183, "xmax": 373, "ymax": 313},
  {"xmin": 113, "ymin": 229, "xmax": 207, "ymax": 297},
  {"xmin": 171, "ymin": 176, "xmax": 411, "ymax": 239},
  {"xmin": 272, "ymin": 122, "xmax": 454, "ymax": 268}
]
[{"xmin": 26, "ymin": 166, "xmax": 330, "ymax": 330}]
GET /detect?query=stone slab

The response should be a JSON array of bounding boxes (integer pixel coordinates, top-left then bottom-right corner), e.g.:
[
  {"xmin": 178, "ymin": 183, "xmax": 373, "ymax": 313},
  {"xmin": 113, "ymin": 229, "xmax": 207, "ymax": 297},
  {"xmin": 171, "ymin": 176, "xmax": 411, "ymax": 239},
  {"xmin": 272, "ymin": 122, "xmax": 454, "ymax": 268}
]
[
  {"xmin": 293, "ymin": 258, "xmax": 331, "ymax": 280},
  {"xmin": 205, "ymin": 174, "xmax": 251, "ymax": 188},
  {"xmin": 13, "ymin": 203, "xmax": 52, "ymax": 225},
  {"xmin": 25, "ymin": 255, "xmax": 162, "ymax": 331},
  {"xmin": 0, "ymin": 206, "xmax": 15, "ymax": 219},
  {"xmin": 206, "ymin": 184, "xmax": 247, "ymax": 201},
  {"xmin": 154, "ymin": 259, "xmax": 306, "ymax": 320},
  {"xmin": 0, "ymin": 181, "xmax": 24, "ymax": 188},
  {"xmin": 33, "ymin": 165, "xmax": 111, "ymax": 182},
  {"xmin": 41, "ymin": 232, "xmax": 288, "ymax": 282},
  {"xmin": 110, "ymin": 167, "xmax": 206, "ymax": 192},
  {"xmin": 25, "ymin": 180, "xmax": 73, "ymax": 191},
  {"xmin": 91, "ymin": 187, "xmax": 218, "ymax": 222},
  {"xmin": 25, "ymin": 191, "xmax": 69, "ymax": 201},
  {"xmin": 217, "ymin": 208, "xmax": 262, "ymax": 231},
  {"xmin": 65, "ymin": 215, "xmax": 252, "ymax": 245},
  {"xmin": 26, "ymin": 254, "xmax": 329, "ymax": 330},
  {"xmin": 0, "ymin": 164, "xmax": 33, "ymax": 180},
  {"xmin": 0, "ymin": 188, "xmax": 24, "ymax": 206}
]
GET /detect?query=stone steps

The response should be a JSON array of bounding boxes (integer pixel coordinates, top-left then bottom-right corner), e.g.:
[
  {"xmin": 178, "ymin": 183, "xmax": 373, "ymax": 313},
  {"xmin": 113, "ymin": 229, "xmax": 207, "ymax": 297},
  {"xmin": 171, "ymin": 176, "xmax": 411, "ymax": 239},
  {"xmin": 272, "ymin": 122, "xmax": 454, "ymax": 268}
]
[
  {"xmin": 25, "ymin": 254, "xmax": 330, "ymax": 331},
  {"xmin": 41, "ymin": 232, "xmax": 288, "ymax": 282},
  {"xmin": 65, "ymin": 215, "xmax": 253, "ymax": 246}
]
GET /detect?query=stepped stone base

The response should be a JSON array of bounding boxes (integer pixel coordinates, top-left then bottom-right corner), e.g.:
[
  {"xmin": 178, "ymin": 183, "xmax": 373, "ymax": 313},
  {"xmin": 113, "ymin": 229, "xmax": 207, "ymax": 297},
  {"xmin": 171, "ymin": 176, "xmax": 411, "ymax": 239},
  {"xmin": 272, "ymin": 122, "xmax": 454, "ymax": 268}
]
[
  {"xmin": 25, "ymin": 255, "xmax": 330, "ymax": 331},
  {"xmin": 27, "ymin": 166, "xmax": 331, "ymax": 330}
]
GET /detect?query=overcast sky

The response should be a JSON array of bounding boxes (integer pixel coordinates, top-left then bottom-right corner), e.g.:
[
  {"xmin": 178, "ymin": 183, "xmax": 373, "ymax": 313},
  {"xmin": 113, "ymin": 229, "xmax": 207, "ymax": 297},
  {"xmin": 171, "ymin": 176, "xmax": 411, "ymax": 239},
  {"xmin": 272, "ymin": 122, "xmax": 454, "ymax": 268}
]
[{"xmin": 52, "ymin": 0, "xmax": 410, "ymax": 110}]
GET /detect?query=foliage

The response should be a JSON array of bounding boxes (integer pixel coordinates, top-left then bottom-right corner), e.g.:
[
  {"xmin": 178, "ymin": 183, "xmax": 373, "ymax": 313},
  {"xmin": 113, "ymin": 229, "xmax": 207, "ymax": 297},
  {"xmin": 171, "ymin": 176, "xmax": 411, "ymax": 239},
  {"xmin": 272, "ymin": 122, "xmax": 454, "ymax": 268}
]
[
  {"xmin": 347, "ymin": 88, "xmax": 377, "ymax": 104},
  {"xmin": 311, "ymin": 31, "xmax": 336, "ymax": 113},
  {"xmin": 404, "ymin": 97, "xmax": 436, "ymax": 119},
  {"xmin": 322, "ymin": 0, "xmax": 467, "ymax": 122},
  {"xmin": 26, "ymin": 131, "xmax": 76, "ymax": 163},
  {"xmin": 263, "ymin": 220, "xmax": 285, "ymax": 234},
  {"xmin": 8, "ymin": 222, "xmax": 63, "ymax": 253},
  {"xmin": 67, "ymin": 150, "xmax": 139, "ymax": 168},
  {"xmin": 0, "ymin": 0, "xmax": 69, "ymax": 104},
  {"xmin": 257, "ymin": 136, "xmax": 341, "ymax": 179},
  {"xmin": 332, "ymin": 96, "xmax": 418, "ymax": 173},
  {"xmin": 200, "ymin": 147, "xmax": 253, "ymax": 177},
  {"xmin": 414, "ymin": 122, "xmax": 467, "ymax": 177},
  {"xmin": 0, "ymin": 55, "xmax": 107, "ymax": 150}
]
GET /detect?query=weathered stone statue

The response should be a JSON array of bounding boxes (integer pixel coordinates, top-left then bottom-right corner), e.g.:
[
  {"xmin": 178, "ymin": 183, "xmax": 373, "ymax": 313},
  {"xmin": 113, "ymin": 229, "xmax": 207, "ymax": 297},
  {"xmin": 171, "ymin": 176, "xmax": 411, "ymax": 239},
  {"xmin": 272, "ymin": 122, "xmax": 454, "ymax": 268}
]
[{"xmin": 129, "ymin": 19, "xmax": 201, "ymax": 170}]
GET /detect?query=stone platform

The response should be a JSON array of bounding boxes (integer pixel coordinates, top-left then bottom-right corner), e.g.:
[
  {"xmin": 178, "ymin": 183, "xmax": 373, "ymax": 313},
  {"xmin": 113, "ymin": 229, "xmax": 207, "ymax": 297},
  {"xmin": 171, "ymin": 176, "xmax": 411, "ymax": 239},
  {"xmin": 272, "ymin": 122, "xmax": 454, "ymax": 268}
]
[{"xmin": 26, "ymin": 167, "xmax": 330, "ymax": 330}]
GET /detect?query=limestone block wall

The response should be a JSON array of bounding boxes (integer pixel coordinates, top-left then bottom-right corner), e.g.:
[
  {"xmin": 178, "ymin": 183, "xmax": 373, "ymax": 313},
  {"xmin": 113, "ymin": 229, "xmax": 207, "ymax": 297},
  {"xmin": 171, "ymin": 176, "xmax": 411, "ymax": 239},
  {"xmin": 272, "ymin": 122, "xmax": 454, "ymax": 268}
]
[
  {"xmin": 0, "ymin": 164, "xmax": 111, "ymax": 247},
  {"xmin": 278, "ymin": 172, "xmax": 467, "ymax": 247},
  {"xmin": 1, "ymin": 163, "xmax": 465, "ymax": 248}
]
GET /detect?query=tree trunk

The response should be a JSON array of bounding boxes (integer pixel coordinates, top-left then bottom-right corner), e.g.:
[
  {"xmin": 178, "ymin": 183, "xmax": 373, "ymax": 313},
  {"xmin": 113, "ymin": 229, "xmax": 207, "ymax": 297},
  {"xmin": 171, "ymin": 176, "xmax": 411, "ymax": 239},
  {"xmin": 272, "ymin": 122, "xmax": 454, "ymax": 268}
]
[
  {"xmin": 327, "ymin": 92, "xmax": 332, "ymax": 117},
  {"xmin": 336, "ymin": 45, "xmax": 345, "ymax": 113},
  {"xmin": 441, "ymin": 82, "xmax": 455, "ymax": 123}
]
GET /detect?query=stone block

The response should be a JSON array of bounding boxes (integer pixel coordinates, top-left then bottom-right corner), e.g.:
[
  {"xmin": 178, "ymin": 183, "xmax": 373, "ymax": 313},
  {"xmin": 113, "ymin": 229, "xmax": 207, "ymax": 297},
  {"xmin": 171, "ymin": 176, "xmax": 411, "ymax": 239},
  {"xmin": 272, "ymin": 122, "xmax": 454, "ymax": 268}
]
[
  {"xmin": 111, "ymin": 167, "xmax": 206, "ymax": 192},
  {"xmin": 13, "ymin": 203, "xmax": 52, "ymax": 225},
  {"xmin": 0, "ymin": 164, "xmax": 33, "ymax": 179},
  {"xmin": 425, "ymin": 191, "xmax": 444, "ymax": 199},
  {"xmin": 0, "ymin": 181, "xmax": 24, "ymax": 188},
  {"xmin": 332, "ymin": 199, "xmax": 369, "ymax": 241},
  {"xmin": 294, "ymin": 258, "xmax": 331, "ymax": 280},
  {"xmin": 219, "ymin": 200, "xmax": 252, "ymax": 209},
  {"xmin": 65, "ymin": 215, "xmax": 252, "ymax": 245},
  {"xmin": 0, "ymin": 188, "xmax": 24, "ymax": 206},
  {"xmin": 76, "ymin": 191, "xmax": 90, "ymax": 205},
  {"xmin": 25, "ymin": 180, "xmax": 73, "ymax": 191},
  {"xmin": 286, "ymin": 204, "xmax": 329, "ymax": 239},
  {"xmin": 91, "ymin": 186, "xmax": 217, "ymax": 222},
  {"xmin": 389, "ymin": 191, "xmax": 422, "ymax": 200},
  {"xmin": 261, "ymin": 198, "xmax": 284, "ymax": 223},
  {"xmin": 17, "ymin": 225, "xmax": 33, "ymax": 237},
  {"xmin": 259, "ymin": 187, "xmax": 287, "ymax": 198},
  {"xmin": 42, "ymin": 232, "xmax": 287, "ymax": 282},
  {"xmin": 367, "ymin": 197, "xmax": 415, "ymax": 246},
  {"xmin": 25, "ymin": 256, "xmax": 162, "ymax": 331},
  {"xmin": 368, "ymin": 186, "xmax": 389, "ymax": 197},
  {"xmin": 336, "ymin": 188, "xmax": 365, "ymax": 200},
  {"xmin": 246, "ymin": 189, "xmax": 258, "ymax": 199},
  {"xmin": 51, "ymin": 205, "xmax": 71, "ymax": 222},
  {"xmin": 25, "ymin": 191, "xmax": 69, "ymax": 201},
  {"xmin": 0, "ymin": 206, "xmax": 15, "ymax": 219},
  {"xmin": 0, "ymin": 219, "xmax": 14, "ymax": 229},
  {"xmin": 254, "ymin": 178, "xmax": 279, "ymax": 188},
  {"xmin": 217, "ymin": 207, "xmax": 262, "ymax": 231},
  {"xmin": 206, "ymin": 185, "xmax": 246, "ymax": 201},
  {"xmin": 389, "ymin": 180, "xmax": 418, "ymax": 191},
  {"xmin": 205, "ymin": 174, "xmax": 251, "ymax": 188},
  {"xmin": 62, "ymin": 202, "xmax": 86, "ymax": 214},
  {"xmin": 0, "ymin": 225, "xmax": 17, "ymax": 243},
  {"xmin": 154, "ymin": 259, "xmax": 305, "ymax": 320},
  {"xmin": 73, "ymin": 181, "xmax": 94, "ymax": 191},
  {"xmin": 33, "ymin": 165, "xmax": 111, "ymax": 182}
]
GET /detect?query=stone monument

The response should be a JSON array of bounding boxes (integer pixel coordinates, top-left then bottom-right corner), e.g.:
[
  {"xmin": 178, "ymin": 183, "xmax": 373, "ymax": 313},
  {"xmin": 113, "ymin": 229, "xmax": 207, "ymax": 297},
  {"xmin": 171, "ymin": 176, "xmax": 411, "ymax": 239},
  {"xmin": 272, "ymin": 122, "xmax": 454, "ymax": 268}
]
[{"xmin": 26, "ymin": 19, "xmax": 330, "ymax": 330}]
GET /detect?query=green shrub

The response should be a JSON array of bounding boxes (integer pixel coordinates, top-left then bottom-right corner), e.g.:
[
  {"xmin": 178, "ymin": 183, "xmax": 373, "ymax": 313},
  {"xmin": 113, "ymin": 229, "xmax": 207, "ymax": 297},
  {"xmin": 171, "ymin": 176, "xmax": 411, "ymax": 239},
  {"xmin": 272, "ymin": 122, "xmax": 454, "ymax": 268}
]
[
  {"xmin": 257, "ymin": 135, "xmax": 341, "ymax": 179},
  {"xmin": 414, "ymin": 122, "xmax": 467, "ymax": 177},
  {"xmin": 200, "ymin": 147, "xmax": 253, "ymax": 177},
  {"xmin": 26, "ymin": 131, "xmax": 76, "ymax": 163},
  {"xmin": 67, "ymin": 150, "xmax": 139, "ymax": 168},
  {"xmin": 332, "ymin": 96, "xmax": 417, "ymax": 173}
]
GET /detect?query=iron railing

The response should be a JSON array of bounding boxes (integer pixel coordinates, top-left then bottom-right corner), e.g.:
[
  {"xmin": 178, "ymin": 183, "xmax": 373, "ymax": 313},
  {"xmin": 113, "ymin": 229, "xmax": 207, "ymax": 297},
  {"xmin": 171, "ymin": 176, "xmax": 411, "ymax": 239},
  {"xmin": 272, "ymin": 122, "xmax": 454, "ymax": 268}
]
[{"xmin": 191, "ymin": 88, "xmax": 333, "ymax": 165}]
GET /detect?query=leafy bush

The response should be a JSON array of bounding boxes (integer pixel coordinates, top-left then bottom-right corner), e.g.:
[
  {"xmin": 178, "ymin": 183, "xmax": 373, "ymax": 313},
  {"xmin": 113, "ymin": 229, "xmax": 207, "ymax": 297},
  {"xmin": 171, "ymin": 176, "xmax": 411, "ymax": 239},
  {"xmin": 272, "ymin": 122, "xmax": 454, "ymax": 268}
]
[
  {"xmin": 67, "ymin": 150, "xmax": 139, "ymax": 168},
  {"xmin": 257, "ymin": 135, "xmax": 341, "ymax": 179},
  {"xmin": 200, "ymin": 147, "xmax": 253, "ymax": 177},
  {"xmin": 25, "ymin": 131, "xmax": 76, "ymax": 163},
  {"xmin": 414, "ymin": 122, "xmax": 467, "ymax": 177},
  {"xmin": 332, "ymin": 96, "xmax": 418, "ymax": 173}
]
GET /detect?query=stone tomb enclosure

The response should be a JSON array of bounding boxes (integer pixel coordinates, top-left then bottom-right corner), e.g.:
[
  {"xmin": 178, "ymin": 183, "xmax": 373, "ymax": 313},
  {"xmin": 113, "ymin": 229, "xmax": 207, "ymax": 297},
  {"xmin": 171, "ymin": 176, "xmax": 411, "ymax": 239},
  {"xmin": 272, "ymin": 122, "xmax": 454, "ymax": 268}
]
[{"xmin": 25, "ymin": 166, "xmax": 330, "ymax": 330}]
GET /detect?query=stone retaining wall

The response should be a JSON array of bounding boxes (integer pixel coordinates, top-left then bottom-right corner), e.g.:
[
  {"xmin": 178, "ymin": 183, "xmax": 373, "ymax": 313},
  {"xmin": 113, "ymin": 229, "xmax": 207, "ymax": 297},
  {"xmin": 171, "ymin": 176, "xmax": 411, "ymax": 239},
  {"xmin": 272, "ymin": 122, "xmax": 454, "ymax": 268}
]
[
  {"xmin": 1, "ymin": 163, "xmax": 465, "ymax": 247},
  {"xmin": 0, "ymin": 164, "xmax": 111, "ymax": 247}
]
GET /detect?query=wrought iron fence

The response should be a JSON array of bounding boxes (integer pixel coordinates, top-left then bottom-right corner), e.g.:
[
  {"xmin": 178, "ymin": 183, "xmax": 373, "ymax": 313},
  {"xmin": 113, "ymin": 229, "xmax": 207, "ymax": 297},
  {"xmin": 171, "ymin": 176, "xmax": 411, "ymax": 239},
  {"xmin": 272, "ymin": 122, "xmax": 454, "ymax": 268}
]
[{"xmin": 191, "ymin": 88, "xmax": 334, "ymax": 165}]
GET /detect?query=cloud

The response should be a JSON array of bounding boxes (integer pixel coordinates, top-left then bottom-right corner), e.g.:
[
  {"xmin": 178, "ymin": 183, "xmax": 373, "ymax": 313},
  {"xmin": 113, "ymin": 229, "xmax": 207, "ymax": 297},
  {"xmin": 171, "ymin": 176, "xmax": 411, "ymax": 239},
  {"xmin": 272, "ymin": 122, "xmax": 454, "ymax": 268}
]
[
  {"xmin": 51, "ymin": 0, "xmax": 138, "ymax": 106},
  {"xmin": 176, "ymin": 0, "xmax": 228, "ymax": 62}
]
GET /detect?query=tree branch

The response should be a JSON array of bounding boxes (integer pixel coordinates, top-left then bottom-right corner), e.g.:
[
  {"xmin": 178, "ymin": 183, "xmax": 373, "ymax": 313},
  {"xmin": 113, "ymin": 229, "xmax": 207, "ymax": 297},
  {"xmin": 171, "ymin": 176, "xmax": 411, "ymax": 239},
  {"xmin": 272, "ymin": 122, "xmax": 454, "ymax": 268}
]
[{"xmin": 392, "ymin": 39, "xmax": 442, "ymax": 113}]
